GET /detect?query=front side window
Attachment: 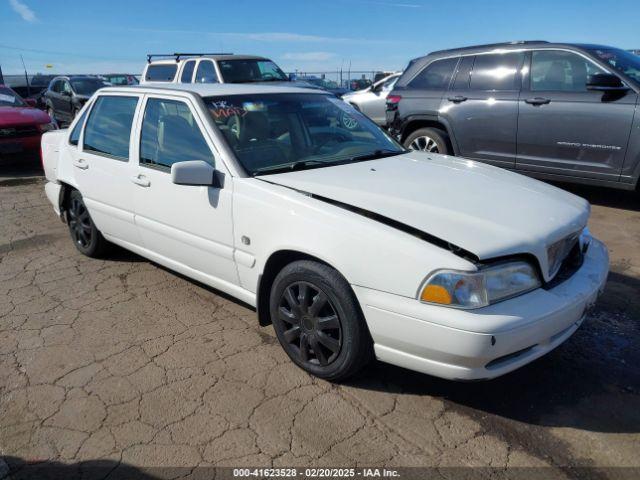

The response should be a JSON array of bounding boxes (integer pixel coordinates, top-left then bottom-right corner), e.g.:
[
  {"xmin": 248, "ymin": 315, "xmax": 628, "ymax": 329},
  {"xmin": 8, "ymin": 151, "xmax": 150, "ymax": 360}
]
[
  {"xmin": 83, "ymin": 96, "xmax": 138, "ymax": 159},
  {"xmin": 531, "ymin": 50, "xmax": 605, "ymax": 92},
  {"xmin": 69, "ymin": 108, "xmax": 88, "ymax": 146},
  {"xmin": 62, "ymin": 81, "xmax": 73, "ymax": 95},
  {"xmin": 140, "ymin": 98, "xmax": 214, "ymax": 169},
  {"xmin": 407, "ymin": 57, "xmax": 458, "ymax": 90},
  {"xmin": 145, "ymin": 64, "xmax": 178, "ymax": 82},
  {"xmin": 181, "ymin": 60, "xmax": 196, "ymax": 83},
  {"xmin": 217, "ymin": 59, "xmax": 288, "ymax": 83},
  {"xmin": 470, "ymin": 52, "xmax": 524, "ymax": 91},
  {"xmin": 195, "ymin": 60, "xmax": 218, "ymax": 84},
  {"xmin": 205, "ymin": 93, "xmax": 404, "ymax": 176},
  {"xmin": 588, "ymin": 48, "xmax": 640, "ymax": 84}
]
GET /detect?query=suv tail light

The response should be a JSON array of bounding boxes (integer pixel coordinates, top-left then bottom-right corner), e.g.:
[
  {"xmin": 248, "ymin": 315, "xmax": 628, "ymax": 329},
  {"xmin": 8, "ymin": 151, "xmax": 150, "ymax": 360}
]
[
  {"xmin": 387, "ymin": 94, "xmax": 402, "ymax": 105},
  {"xmin": 386, "ymin": 94, "xmax": 402, "ymax": 111}
]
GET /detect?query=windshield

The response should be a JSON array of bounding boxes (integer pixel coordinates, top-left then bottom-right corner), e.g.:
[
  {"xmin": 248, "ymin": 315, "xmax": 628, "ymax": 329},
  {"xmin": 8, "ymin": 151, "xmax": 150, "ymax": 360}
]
[
  {"xmin": 71, "ymin": 78, "xmax": 107, "ymax": 96},
  {"xmin": 217, "ymin": 59, "xmax": 288, "ymax": 83},
  {"xmin": 0, "ymin": 87, "xmax": 25, "ymax": 107},
  {"xmin": 204, "ymin": 93, "xmax": 404, "ymax": 176},
  {"xmin": 589, "ymin": 48, "xmax": 640, "ymax": 84}
]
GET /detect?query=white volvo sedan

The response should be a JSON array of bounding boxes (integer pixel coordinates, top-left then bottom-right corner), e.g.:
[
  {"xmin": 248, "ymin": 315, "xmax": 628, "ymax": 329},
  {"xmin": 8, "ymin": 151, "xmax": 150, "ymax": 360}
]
[{"xmin": 41, "ymin": 83, "xmax": 609, "ymax": 381}]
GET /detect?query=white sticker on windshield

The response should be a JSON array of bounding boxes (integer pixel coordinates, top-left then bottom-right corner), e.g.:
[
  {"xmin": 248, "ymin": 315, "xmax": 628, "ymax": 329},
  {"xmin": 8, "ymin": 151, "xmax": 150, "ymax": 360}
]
[{"xmin": 0, "ymin": 94, "xmax": 17, "ymax": 104}]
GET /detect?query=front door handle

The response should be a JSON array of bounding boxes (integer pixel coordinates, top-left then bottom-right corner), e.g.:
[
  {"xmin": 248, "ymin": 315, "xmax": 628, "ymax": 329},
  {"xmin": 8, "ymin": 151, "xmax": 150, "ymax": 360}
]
[
  {"xmin": 447, "ymin": 95, "xmax": 468, "ymax": 103},
  {"xmin": 525, "ymin": 97, "xmax": 551, "ymax": 106},
  {"xmin": 131, "ymin": 174, "xmax": 150, "ymax": 187},
  {"xmin": 73, "ymin": 159, "xmax": 88, "ymax": 170}
]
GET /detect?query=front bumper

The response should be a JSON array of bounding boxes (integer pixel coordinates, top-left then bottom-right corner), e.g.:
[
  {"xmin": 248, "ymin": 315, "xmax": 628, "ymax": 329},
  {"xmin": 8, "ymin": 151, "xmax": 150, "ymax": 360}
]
[{"xmin": 354, "ymin": 237, "xmax": 609, "ymax": 381}]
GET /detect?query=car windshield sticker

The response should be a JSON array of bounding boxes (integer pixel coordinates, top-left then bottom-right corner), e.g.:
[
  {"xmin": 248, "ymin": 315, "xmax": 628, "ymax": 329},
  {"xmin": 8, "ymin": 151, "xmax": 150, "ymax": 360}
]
[
  {"xmin": 327, "ymin": 97, "xmax": 360, "ymax": 130},
  {"xmin": 0, "ymin": 94, "xmax": 17, "ymax": 104},
  {"xmin": 209, "ymin": 101, "xmax": 247, "ymax": 120}
]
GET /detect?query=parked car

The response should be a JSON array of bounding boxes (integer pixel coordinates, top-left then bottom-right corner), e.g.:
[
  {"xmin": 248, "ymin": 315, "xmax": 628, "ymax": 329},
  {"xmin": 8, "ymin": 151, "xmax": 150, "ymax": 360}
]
[
  {"xmin": 343, "ymin": 73, "xmax": 401, "ymax": 126},
  {"xmin": 387, "ymin": 41, "xmax": 640, "ymax": 190},
  {"xmin": 41, "ymin": 83, "xmax": 608, "ymax": 381},
  {"xmin": 101, "ymin": 74, "xmax": 139, "ymax": 86},
  {"xmin": 44, "ymin": 76, "xmax": 109, "ymax": 125},
  {"xmin": 0, "ymin": 84, "xmax": 55, "ymax": 156}
]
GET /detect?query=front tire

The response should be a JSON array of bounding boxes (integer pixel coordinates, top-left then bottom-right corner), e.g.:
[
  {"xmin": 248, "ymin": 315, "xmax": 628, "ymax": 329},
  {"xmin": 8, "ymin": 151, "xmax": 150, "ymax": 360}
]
[
  {"xmin": 404, "ymin": 127, "xmax": 450, "ymax": 155},
  {"xmin": 67, "ymin": 190, "xmax": 109, "ymax": 258},
  {"xmin": 270, "ymin": 260, "xmax": 372, "ymax": 381}
]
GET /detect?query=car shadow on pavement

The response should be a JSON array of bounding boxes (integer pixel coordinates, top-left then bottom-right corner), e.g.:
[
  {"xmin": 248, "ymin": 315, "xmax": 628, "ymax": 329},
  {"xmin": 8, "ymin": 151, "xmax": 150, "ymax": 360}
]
[
  {"xmin": 345, "ymin": 269, "xmax": 640, "ymax": 434},
  {"xmin": 1, "ymin": 456, "xmax": 163, "ymax": 480},
  {"xmin": 553, "ymin": 182, "xmax": 640, "ymax": 212}
]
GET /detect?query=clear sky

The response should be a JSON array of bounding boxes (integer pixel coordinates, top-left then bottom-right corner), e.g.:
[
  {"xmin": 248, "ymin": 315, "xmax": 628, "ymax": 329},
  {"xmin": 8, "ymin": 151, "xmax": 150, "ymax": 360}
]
[{"xmin": 1, "ymin": 0, "xmax": 639, "ymax": 76}]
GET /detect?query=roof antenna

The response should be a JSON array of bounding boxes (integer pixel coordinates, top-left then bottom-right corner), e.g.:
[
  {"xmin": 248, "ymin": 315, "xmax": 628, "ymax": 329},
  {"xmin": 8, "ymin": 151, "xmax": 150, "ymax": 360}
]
[{"xmin": 20, "ymin": 54, "xmax": 30, "ymax": 97}]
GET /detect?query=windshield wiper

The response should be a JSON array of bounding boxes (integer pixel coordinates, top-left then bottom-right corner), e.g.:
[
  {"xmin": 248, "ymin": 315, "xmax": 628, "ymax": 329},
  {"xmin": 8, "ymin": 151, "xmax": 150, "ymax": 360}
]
[
  {"xmin": 344, "ymin": 149, "xmax": 406, "ymax": 164},
  {"xmin": 252, "ymin": 160, "xmax": 328, "ymax": 176}
]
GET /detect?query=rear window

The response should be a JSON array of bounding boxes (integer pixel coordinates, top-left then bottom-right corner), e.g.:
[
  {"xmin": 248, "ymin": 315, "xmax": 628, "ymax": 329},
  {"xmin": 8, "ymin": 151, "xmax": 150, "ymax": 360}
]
[
  {"xmin": 407, "ymin": 57, "xmax": 458, "ymax": 90},
  {"xmin": 84, "ymin": 96, "xmax": 138, "ymax": 159},
  {"xmin": 0, "ymin": 87, "xmax": 24, "ymax": 107},
  {"xmin": 145, "ymin": 64, "xmax": 178, "ymax": 82}
]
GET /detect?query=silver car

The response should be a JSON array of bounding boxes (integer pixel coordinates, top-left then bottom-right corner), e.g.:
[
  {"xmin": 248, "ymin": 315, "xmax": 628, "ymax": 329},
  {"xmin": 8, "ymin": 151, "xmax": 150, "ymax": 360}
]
[{"xmin": 342, "ymin": 73, "xmax": 401, "ymax": 126}]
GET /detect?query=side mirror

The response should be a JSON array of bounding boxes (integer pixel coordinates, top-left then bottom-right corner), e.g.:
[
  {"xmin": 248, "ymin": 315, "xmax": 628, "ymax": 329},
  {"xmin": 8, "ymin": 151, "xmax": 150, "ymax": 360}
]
[
  {"xmin": 171, "ymin": 160, "xmax": 217, "ymax": 186},
  {"xmin": 586, "ymin": 73, "xmax": 628, "ymax": 92},
  {"xmin": 25, "ymin": 98, "xmax": 37, "ymax": 107},
  {"xmin": 62, "ymin": 90, "xmax": 72, "ymax": 97}
]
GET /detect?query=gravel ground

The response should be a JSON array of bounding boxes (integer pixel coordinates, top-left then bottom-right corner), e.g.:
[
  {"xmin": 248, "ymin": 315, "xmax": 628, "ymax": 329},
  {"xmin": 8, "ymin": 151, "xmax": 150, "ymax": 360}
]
[{"xmin": 0, "ymin": 170, "xmax": 639, "ymax": 480}]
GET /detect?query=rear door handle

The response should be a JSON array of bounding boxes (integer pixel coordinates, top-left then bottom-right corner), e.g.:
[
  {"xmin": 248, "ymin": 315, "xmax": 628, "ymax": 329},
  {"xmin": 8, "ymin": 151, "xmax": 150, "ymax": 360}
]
[
  {"xmin": 131, "ymin": 174, "xmax": 150, "ymax": 187},
  {"xmin": 73, "ymin": 159, "xmax": 88, "ymax": 170},
  {"xmin": 447, "ymin": 95, "xmax": 468, "ymax": 103},
  {"xmin": 525, "ymin": 97, "xmax": 551, "ymax": 106}
]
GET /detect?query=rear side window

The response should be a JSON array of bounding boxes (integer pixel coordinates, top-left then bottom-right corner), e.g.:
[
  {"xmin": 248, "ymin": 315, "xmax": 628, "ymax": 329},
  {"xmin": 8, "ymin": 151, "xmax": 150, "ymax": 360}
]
[
  {"xmin": 407, "ymin": 57, "xmax": 458, "ymax": 90},
  {"xmin": 470, "ymin": 53, "xmax": 524, "ymax": 91},
  {"xmin": 140, "ymin": 98, "xmax": 214, "ymax": 169},
  {"xmin": 145, "ymin": 64, "xmax": 178, "ymax": 82},
  {"xmin": 83, "ymin": 96, "xmax": 138, "ymax": 159},
  {"xmin": 69, "ymin": 108, "xmax": 88, "ymax": 146},
  {"xmin": 181, "ymin": 60, "xmax": 196, "ymax": 83},
  {"xmin": 195, "ymin": 60, "xmax": 219, "ymax": 83}
]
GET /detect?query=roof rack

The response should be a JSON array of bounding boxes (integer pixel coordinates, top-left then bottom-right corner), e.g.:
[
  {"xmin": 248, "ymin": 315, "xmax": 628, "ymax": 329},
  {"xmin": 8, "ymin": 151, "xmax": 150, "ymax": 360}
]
[
  {"xmin": 428, "ymin": 40, "xmax": 549, "ymax": 56},
  {"xmin": 146, "ymin": 53, "xmax": 235, "ymax": 63}
]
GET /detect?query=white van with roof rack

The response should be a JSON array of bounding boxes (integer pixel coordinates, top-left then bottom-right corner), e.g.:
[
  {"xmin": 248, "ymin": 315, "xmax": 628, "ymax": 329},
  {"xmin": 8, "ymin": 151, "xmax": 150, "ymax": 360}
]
[{"xmin": 141, "ymin": 53, "xmax": 320, "ymax": 90}]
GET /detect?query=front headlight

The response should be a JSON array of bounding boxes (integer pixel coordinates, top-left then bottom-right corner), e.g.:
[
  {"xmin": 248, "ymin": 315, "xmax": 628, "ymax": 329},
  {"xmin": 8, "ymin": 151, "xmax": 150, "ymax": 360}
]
[{"xmin": 419, "ymin": 261, "xmax": 541, "ymax": 309}]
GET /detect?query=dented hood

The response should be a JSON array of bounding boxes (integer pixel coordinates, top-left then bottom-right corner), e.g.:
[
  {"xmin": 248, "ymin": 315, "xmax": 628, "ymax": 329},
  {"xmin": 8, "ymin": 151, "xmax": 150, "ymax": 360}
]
[{"xmin": 265, "ymin": 152, "xmax": 590, "ymax": 281}]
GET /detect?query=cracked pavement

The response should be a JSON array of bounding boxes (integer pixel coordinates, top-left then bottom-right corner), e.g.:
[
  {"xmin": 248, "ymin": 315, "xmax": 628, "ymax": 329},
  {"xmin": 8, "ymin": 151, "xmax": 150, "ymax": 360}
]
[{"xmin": 0, "ymin": 174, "xmax": 639, "ymax": 479}]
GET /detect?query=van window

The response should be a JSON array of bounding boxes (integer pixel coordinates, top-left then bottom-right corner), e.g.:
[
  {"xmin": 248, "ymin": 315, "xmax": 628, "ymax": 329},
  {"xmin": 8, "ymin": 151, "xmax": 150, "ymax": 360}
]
[
  {"xmin": 181, "ymin": 60, "xmax": 196, "ymax": 83},
  {"xmin": 469, "ymin": 53, "xmax": 524, "ymax": 91},
  {"xmin": 140, "ymin": 98, "xmax": 214, "ymax": 169},
  {"xmin": 83, "ymin": 96, "xmax": 138, "ymax": 159},
  {"xmin": 195, "ymin": 60, "xmax": 219, "ymax": 83},
  {"xmin": 145, "ymin": 64, "xmax": 178, "ymax": 82},
  {"xmin": 407, "ymin": 58, "xmax": 458, "ymax": 90}
]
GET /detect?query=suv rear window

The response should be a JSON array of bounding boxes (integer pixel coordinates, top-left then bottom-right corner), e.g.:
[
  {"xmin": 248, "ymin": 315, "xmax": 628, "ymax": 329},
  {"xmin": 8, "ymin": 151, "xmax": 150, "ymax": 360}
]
[
  {"xmin": 145, "ymin": 64, "xmax": 178, "ymax": 82},
  {"xmin": 407, "ymin": 58, "xmax": 458, "ymax": 90},
  {"xmin": 469, "ymin": 53, "xmax": 524, "ymax": 91}
]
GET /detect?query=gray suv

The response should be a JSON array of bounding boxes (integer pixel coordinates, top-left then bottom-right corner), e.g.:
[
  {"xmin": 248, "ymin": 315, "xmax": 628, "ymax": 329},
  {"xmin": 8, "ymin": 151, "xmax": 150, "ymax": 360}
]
[{"xmin": 387, "ymin": 41, "xmax": 640, "ymax": 190}]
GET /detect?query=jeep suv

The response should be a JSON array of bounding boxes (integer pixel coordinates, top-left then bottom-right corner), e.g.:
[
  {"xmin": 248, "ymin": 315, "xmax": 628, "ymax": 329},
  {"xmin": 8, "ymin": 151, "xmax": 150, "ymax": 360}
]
[{"xmin": 387, "ymin": 41, "xmax": 640, "ymax": 190}]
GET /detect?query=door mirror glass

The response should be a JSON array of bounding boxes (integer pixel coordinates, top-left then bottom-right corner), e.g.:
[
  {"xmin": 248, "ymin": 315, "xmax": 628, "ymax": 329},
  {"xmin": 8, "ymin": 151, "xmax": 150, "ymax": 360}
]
[
  {"xmin": 171, "ymin": 160, "xmax": 216, "ymax": 186},
  {"xmin": 586, "ymin": 73, "xmax": 627, "ymax": 91}
]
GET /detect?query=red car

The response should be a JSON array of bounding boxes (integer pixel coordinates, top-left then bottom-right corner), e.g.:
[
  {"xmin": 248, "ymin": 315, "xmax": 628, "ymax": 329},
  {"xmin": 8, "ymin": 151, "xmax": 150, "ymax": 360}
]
[{"xmin": 0, "ymin": 84, "xmax": 56, "ymax": 157}]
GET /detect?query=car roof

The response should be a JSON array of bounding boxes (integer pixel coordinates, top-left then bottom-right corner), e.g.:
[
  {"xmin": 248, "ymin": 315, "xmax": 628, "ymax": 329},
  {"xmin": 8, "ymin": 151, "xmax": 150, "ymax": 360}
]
[
  {"xmin": 423, "ymin": 41, "xmax": 616, "ymax": 59},
  {"xmin": 98, "ymin": 82, "xmax": 330, "ymax": 97},
  {"xmin": 147, "ymin": 54, "xmax": 268, "ymax": 65}
]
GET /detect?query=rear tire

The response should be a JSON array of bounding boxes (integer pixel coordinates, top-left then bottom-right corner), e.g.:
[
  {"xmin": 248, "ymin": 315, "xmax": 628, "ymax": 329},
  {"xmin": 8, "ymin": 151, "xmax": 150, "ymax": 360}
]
[
  {"xmin": 269, "ymin": 260, "xmax": 372, "ymax": 381},
  {"xmin": 66, "ymin": 190, "xmax": 109, "ymax": 258},
  {"xmin": 404, "ymin": 127, "xmax": 451, "ymax": 155}
]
